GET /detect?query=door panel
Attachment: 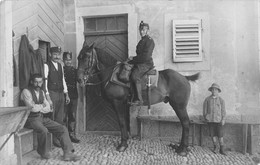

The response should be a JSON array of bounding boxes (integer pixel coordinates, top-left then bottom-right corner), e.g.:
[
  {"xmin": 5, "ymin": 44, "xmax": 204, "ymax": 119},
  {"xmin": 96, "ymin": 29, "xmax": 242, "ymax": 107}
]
[{"xmin": 84, "ymin": 15, "xmax": 128, "ymax": 132}]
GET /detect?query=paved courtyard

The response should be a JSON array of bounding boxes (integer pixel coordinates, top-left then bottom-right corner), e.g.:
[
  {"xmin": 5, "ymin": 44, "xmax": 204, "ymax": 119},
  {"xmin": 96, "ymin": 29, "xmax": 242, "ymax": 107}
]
[{"xmin": 25, "ymin": 133, "xmax": 257, "ymax": 165}]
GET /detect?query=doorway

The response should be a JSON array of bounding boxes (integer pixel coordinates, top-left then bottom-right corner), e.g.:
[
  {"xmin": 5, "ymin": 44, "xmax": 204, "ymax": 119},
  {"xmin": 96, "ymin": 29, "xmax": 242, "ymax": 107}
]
[{"xmin": 83, "ymin": 14, "xmax": 128, "ymax": 132}]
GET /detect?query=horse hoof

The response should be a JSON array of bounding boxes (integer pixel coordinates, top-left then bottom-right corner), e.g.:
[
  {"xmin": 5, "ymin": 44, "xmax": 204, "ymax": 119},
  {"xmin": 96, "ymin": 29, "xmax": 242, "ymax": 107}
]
[
  {"xmin": 169, "ymin": 143, "xmax": 179, "ymax": 150},
  {"xmin": 116, "ymin": 145, "xmax": 128, "ymax": 152},
  {"xmin": 175, "ymin": 146, "xmax": 182, "ymax": 153},
  {"xmin": 177, "ymin": 151, "xmax": 188, "ymax": 157},
  {"xmin": 176, "ymin": 146, "xmax": 188, "ymax": 156}
]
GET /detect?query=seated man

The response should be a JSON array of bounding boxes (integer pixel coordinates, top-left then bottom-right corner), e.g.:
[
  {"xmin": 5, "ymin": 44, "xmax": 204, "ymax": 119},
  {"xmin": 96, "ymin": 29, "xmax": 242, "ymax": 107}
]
[{"xmin": 20, "ymin": 73, "xmax": 81, "ymax": 161}]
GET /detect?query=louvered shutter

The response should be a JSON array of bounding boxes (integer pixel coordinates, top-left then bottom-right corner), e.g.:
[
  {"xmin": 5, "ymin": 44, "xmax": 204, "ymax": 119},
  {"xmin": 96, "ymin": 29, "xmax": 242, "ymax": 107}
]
[{"xmin": 172, "ymin": 20, "xmax": 202, "ymax": 62}]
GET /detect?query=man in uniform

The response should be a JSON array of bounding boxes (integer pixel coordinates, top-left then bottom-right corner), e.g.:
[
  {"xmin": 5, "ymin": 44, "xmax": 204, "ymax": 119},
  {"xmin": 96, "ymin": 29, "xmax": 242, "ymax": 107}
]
[
  {"xmin": 63, "ymin": 51, "xmax": 80, "ymax": 143},
  {"xmin": 21, "ymin": 73, "xmax": 81, "ymax": 161},
  {"xmin": 44, "ymin": 46, "xmax": 70, "ymax": 147},
  {"xmin": 128, "ymin": 21, "xmax": 155, "ymax": 105}
]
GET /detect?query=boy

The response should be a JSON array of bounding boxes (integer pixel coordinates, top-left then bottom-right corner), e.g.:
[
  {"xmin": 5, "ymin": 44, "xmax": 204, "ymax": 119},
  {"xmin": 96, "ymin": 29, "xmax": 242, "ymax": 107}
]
[{"xmin": 203, "ymin": 83, "xmax": 226, "ymax": 155}]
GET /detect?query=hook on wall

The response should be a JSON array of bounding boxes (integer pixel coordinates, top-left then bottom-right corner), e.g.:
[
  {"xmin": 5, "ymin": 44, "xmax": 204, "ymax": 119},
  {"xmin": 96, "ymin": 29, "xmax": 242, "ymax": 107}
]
[{"xmin": 26, "ymin": 27, "xmax": 29, "ymax": 37}]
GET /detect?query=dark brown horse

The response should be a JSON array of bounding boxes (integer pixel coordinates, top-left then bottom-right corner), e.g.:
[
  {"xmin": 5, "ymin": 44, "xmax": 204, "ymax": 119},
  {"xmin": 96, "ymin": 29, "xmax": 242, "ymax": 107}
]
[{"xmin": 77, "ymin": 44, "xmax": 200, "ymax": 156}]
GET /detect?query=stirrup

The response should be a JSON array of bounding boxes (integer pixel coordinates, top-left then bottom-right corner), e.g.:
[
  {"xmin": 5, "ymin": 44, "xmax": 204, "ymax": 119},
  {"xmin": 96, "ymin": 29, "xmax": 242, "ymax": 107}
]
[{"xmin": 130, "ymin": 100, "xmax": 143, "ymax": 106}]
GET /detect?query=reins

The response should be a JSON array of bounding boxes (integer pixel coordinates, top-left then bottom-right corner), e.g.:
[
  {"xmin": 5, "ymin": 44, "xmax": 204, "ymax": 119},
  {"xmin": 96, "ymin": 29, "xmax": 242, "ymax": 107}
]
[
  {"xmin": 84, "ymin": 63, "xmax": 120, "ymax": 86},
  {"xmin": 79, "ymin": 48, "xmax": 121, "ymax": 86}
]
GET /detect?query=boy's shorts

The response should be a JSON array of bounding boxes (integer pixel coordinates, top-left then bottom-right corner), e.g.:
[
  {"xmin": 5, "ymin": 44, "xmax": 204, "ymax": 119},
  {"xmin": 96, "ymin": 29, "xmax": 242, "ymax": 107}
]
[{"xmin": 208, "ymin": 122, "xmax": 224, "ymax": 137}]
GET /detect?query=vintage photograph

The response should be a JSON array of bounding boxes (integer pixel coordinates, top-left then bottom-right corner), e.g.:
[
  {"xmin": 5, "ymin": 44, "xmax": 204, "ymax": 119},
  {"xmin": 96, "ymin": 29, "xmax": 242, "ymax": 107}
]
[{"xmin": 0, "ymin": 0, "xmax": 260, "ymax": 164}]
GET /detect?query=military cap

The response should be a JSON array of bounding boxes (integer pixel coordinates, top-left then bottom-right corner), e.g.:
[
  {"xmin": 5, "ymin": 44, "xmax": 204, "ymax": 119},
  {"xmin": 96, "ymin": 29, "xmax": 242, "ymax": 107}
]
[
  {"xmin": 63, "ymin": 51, "xmax": 72, "ymax": 60},
  {"xmin": 208, "ymin": 83, "xmax": 221, "ymax": 93},
  {"xmin": 139, "ymin": 21, "xmax": 149, "ymax": 30},
  {"xmin": 50, "ymin": 46, "xmax": 62, "ymax": 53}
]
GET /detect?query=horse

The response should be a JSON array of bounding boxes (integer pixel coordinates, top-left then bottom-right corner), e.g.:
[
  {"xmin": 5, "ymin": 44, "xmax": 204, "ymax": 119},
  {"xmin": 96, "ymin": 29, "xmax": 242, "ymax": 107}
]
[{"xmin": 77, "ymin": 43, "xmax": 200, "ymax": 156}]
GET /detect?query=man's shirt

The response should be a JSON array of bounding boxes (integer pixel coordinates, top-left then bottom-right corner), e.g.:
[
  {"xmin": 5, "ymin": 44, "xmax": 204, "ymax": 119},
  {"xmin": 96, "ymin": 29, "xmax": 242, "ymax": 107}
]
[{"xmin": 21, "ymin": 88, "xmax": 52, "ymax": 113}]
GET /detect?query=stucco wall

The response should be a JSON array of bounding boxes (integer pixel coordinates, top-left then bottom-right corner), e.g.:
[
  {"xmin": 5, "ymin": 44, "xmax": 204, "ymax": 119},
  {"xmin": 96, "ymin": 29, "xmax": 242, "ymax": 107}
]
[
  {"xmin": 63, "ymin": 0, "xmax": 260, "ymax": 152},
  {"xmin": 72, "ymin": 0, "xmax": 260, "ymax": 131}
]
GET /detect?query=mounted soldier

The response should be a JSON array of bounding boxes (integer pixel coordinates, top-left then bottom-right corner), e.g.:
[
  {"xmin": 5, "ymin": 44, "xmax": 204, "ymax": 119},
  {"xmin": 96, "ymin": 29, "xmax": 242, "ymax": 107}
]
[{"xmin": 128, "ymin": 21, "xmax": 155, "ymax": 105}]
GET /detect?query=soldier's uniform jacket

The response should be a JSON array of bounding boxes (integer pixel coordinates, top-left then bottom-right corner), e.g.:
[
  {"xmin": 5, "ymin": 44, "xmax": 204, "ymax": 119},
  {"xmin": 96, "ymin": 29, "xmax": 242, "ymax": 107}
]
[
  {"xmin": 64, "ymin": 66, "xmax": 78, "ymax": 99},
  {"xmin": 131, "ymin": 35, "xmax": 155, "ymax": 67},
  {"xmin": 203, "ymin": 95, "xmax": 226, "ymax": 123}
]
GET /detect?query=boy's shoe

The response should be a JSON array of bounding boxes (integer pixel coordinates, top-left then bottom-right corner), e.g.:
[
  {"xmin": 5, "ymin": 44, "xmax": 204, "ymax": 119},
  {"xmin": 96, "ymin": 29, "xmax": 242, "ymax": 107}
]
[
  {"xmin": 220, "ymin": 145, "xmax": 227, "ymax": 155},
  {"xmin": 212, "ymin": 145, "xmax": 218, "ymax": 154}
]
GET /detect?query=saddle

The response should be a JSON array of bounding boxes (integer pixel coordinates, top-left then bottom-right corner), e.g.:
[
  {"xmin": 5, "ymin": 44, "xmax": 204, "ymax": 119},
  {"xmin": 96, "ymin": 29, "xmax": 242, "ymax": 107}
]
[
  {"xmin": 110, "ymin": 63, "xmax": 158, "ymax": 108},
  {"xmin": 110, "ymin": 63, "xmax": 158, "ymax": 88}
]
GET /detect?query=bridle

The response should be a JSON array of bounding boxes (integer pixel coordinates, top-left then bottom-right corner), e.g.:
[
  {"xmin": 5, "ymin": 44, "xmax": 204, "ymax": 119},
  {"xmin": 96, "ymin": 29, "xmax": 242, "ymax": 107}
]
[{"xmin": 78, "ymin": 48, "xmax": 119, "ymax": 86}]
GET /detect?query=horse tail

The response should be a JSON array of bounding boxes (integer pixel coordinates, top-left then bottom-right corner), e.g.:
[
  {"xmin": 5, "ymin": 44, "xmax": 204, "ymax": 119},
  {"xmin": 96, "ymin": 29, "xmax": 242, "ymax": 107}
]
[{"xmin": 185, "ymin": 72, "xmax": 200, "ymax": 82}]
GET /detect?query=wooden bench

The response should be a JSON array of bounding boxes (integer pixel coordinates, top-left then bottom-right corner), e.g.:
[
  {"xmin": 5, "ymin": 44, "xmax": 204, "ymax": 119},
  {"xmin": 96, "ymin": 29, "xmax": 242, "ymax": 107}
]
[
  {"xmin": 14, "ymin": 128, "xmax": 52, "ymax": 165},
  {"xmin": 136, "ymin": 115, "xmax": 260, "ymax": 154},
  {"xmin": 136, "ymin": 115, "xmax": 204, "ymax": 146}
]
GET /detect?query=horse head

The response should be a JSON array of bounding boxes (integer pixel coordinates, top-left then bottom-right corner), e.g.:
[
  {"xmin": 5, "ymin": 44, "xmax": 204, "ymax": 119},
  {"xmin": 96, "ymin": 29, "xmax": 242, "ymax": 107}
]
[{"xmin": 77, "ymin": 43, "xmax": 99, "ymax": 86}]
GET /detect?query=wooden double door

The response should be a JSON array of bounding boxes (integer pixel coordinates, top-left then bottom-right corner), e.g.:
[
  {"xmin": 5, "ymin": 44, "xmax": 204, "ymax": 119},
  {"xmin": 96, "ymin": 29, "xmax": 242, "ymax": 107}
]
[{"xmin": 84, "ymin": 15, "xmax": 128, "ymax": 132}]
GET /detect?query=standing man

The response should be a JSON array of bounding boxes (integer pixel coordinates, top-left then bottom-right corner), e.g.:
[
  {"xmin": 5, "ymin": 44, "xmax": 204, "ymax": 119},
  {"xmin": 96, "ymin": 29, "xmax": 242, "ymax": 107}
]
[
  {"xmin": 128, "ymin": 21, "xmax": 155, "ymax": 105},
  {"xmin": 21, "ymin": 73, "xmax": 80, "ymax": 161},
  {"xmin": 203, "ymin": 83, "xmax": 227, "ymax": 155},
  {"xmin": 44, "ymin": 46, "xmax": 70, "ymax": 147},
  {"xmin": 63, "ymin": 51, "xmax": 80, "ymax": 143}
]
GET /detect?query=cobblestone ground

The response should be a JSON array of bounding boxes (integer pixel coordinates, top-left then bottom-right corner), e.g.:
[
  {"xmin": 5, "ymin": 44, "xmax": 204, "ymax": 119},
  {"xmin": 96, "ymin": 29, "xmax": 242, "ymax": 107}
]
[{"xmin": 27, "ymin": 133, "xmax": 256, "ymax": 165}]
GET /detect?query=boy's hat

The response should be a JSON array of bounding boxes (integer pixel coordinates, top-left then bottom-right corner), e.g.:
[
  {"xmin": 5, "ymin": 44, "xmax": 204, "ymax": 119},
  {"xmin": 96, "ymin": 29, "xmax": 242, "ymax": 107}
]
[
  {"xmin": 63, "ymin": 51, "xmax": 72, "ymax": 60},
  {"xmin": 208, "ymin": 83, "xmax": 221, "ymax": 92},
  {"xmin": 50, "ymin": 46, "xmax": 61, "ymax": 53},
  {"xmin": 139, "ymin": 21, "xmax": 149, "ymax": 30}
]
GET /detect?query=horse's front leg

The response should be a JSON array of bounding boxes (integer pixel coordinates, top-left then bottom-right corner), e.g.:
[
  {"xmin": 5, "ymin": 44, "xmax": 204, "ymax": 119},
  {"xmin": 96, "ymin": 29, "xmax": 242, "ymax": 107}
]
[{"xmin": 112, "ymin": 99, "xmax": 129, "ymax": 152}]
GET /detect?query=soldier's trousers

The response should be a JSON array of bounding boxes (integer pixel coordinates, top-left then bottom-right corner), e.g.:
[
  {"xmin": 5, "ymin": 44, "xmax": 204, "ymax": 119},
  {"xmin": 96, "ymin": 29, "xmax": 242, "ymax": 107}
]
[{"xmin": 64, "ymin": 98, "xmax": 78, "ymax": 133}]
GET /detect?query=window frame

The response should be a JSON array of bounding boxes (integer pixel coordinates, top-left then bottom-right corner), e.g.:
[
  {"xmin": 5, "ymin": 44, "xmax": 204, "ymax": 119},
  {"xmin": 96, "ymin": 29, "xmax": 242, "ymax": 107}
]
[{"xmin": 172, "ymin": 19, "xmax": 203, "ymax": 62}]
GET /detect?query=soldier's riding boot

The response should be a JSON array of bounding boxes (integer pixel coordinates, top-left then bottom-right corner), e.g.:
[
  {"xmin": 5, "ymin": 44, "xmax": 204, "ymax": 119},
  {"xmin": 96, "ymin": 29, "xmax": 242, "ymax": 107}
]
[
  {"xmin": 132, "ymin": 82, "xmax": 143, "ymax": 105},
  {"xmin": 69, "ymin": 122, "xmax": 80, "ymax": 143},
  {"xmin": 219, "ymin": 137, "xmax": 226, "ymax": 155}
]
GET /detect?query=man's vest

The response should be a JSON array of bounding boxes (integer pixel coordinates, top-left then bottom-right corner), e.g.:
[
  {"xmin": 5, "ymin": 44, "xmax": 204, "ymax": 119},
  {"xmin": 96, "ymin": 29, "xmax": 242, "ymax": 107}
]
[
  {"xmin": 27, "ymin": 87, "xmax": 44, "ymax": 104},
  {"xmin": 46, "ymin": 61, "xmax": 64, "ymax": 92},
  {"xmin": 20, "ymin": 87, "xmax": 44, "ymax": 107}
]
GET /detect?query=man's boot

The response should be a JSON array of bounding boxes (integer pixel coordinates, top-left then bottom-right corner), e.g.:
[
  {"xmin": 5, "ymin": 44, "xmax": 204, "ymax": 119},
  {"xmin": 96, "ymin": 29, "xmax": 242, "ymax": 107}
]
[
  {"xmin": 132, "ymin": 82, "xmax": 143, "ymax": 105},
  {"xmin": 69, "ymin": 122, "xmax": 80, "ymax": 143},
  {"xmin": 63, "ymin": 151, "xmax": 81, "ymax": 161}
]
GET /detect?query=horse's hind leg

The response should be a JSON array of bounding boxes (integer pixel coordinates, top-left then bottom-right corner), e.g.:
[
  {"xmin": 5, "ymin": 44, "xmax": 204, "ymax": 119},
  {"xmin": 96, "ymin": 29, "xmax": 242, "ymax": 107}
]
[
  {"xmin": 112, "ymin": 99, "xmax": 129, "ymax": 152},
  {"xmin": 169, "ymin": 102, "xmax": 190, "ymax": 156}
]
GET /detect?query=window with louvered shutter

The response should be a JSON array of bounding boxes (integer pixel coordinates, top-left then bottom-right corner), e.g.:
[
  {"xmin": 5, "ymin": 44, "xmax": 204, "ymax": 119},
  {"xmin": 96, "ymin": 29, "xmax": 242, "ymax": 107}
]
[{"xmin": 172, "ymin": 20, "xmax": 202, "ymax": 62}]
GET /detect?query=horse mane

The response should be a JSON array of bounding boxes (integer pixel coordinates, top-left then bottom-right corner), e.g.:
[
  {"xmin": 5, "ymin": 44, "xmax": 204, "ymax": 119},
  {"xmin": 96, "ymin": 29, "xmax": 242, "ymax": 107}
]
[{"xmin": 95, "ymin": 47, "xmax": 117, "ymax": 67}]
